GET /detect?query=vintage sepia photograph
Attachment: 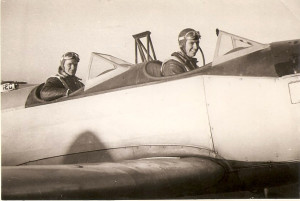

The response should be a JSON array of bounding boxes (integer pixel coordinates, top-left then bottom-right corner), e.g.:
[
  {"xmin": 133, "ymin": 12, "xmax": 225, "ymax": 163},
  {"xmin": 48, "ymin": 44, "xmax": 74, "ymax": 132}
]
[{"xmin": 1, "ymin": 0, "xmax": 300, "ymax": 199}]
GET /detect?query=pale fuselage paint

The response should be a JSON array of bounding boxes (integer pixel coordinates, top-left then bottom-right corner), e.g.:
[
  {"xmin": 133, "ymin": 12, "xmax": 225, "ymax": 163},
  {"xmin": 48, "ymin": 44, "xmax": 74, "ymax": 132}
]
[
  {"xmin": 205, "ymin": 74, "xmax": 300, "ymax": 162},
  {"xmin": 2, "ymin": 76, "xmax": 212, "ymax": 165},
  {"xmin": 2, "ymin": 74, "xmax": 300, "ymax": 165}
]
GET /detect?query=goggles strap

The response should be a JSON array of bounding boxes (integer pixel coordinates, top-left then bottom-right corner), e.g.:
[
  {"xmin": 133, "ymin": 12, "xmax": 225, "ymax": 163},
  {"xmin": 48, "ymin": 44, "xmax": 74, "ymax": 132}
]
[{"xmin": 178, "ymin": 31, "xmax": 201, "ymax": 41}]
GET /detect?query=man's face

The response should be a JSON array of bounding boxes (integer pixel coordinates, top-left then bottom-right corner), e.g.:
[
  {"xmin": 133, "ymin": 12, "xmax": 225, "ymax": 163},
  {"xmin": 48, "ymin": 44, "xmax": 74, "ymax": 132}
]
[
  {"xmin": 185, "ymin": 39, "xmax": 199, "ymax": 57},
  {"xmin": 64, "ymin": 59, "xmax": 78, "ymax": 76}
]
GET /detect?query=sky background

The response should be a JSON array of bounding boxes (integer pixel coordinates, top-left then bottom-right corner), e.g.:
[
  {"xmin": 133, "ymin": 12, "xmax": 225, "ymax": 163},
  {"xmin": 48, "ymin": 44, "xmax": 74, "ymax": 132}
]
[{"xmin": 1, "ymin": 0, "xmax": 300, "ymax": 84}]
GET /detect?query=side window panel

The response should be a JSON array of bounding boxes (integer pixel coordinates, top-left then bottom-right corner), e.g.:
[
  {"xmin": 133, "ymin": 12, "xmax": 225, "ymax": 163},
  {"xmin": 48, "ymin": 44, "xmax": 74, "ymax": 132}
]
[{"xmin": 89, "ymin": 56, "xmax": 116, "ymax": 79}]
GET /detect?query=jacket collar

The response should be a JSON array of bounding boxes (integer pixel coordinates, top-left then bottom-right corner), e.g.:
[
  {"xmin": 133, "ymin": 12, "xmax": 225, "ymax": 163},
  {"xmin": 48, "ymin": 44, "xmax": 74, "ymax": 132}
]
[{"xmin": 172, "ymin": 51, "xmax": 198, "ymax": 67}]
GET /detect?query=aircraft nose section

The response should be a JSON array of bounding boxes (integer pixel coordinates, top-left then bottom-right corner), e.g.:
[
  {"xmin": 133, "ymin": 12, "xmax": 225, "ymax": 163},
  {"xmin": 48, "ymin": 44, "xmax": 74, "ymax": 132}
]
[{"xmin": 271, "ymin": 39, "xmax": 300, "ymax": 76}]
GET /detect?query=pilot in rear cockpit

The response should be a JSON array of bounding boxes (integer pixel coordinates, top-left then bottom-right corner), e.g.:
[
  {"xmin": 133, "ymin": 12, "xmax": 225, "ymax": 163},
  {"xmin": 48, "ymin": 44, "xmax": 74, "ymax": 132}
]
[
  {"xmin": 40, "ymin": 52, "xmax": 84, "ymax": 101},
  {"xmin": 161, "ymin": 28, "xmax": 201, "ymax": 76}
]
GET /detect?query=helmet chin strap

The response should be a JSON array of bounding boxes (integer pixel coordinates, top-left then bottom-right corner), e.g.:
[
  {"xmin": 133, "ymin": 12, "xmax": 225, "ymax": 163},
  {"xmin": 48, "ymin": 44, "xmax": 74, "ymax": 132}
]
[
  {"xmin": 180, "ymin": 46, "xmax": 186, "ymax": 55},
  {"xmin": 58, "ymin": 66, "xmax": 69, "ymax": 77}
]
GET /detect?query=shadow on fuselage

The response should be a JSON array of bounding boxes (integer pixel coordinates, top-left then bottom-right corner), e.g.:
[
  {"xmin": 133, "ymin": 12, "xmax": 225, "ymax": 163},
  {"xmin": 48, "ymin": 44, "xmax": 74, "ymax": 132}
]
[
  {"xmin": 63, "ymin": 131, "xmax": 114, "ymax": 164},
  {"xmin": 20, "ymin": 131, "xmax": 114, "ymax": 165}
]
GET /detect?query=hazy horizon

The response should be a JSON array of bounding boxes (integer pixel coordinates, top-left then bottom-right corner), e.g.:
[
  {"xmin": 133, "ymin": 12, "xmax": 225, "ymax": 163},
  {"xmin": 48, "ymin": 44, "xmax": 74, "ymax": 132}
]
[{"xmin": 2, "ymin": 0, "xmax": 300, "ymax": 84}]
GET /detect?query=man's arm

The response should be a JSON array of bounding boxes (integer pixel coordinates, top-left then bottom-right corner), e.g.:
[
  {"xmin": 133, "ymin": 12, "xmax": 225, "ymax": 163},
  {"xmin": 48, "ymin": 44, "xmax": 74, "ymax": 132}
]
[{"xmin": 40, "ymin": 77, "xmax": 68, "ymax": 101}]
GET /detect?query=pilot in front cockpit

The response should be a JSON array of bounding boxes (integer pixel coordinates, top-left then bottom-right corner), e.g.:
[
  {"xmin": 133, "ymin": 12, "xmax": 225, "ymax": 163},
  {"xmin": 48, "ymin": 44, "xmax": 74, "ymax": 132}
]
[
  {"xmin": 161, "ymin": 28, "xmax": 201, "ymax": 76},
  {"xmin": 40, "ymin": 52, "xmax": 84, "ymax": 101}
]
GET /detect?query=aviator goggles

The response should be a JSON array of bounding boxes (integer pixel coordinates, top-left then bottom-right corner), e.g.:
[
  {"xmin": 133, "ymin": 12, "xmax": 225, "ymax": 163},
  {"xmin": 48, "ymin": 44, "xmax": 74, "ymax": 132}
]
[
  {"xmin": 61, "ymin": 52, "xmax": 80, "ymax": 62},
  {"xmin": 178, "ymin": 30, "xmax": 201, "ymax": 41}
]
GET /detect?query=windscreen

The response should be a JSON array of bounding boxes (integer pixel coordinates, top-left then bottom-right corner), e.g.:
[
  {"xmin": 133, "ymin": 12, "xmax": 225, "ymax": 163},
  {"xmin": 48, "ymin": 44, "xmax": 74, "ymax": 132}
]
[
  {"xmin": 88, "ymin": 53, "xmax": 132, "ymax": 79},
  {"xmin": 218, "ymin": 34, "xmax": 253, "ymax": 56},
  {"xmin": 213, "ymin": 30, "xmax": 267, "ymax": 66}
]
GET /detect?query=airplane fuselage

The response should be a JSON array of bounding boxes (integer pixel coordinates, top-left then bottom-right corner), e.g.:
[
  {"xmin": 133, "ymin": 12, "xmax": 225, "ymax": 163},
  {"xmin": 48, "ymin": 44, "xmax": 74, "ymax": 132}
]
[{"xmin": 2, "ymin": 74, "xmax": 299, "ymax": 166}]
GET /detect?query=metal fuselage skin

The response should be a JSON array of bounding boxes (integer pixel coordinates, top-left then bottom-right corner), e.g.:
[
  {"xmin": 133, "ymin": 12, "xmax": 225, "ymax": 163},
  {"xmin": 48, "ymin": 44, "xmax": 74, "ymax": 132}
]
[
  {"xmin": 1, "ymin": 37, "xmax": 300, "ymax": 197},
  {"xmin": 2, "ymin": 73, "xmax": 300, "ymax": 165}
]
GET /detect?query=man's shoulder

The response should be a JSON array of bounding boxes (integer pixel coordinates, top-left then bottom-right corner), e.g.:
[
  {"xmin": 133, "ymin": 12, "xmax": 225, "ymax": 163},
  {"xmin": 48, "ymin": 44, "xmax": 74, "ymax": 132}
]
[
  {"xmin": 161, "ymin": 58, "xmax": 186, "ymax": 76},
  {"xmin": 44, "ymin": 76, "xmax": 64, "ymax": 87},
  {"xmin": 164, "ymin": 58, "xmax": 183, "ymax": 66},
  {"xmin": 162, "ymin": 52, "xmax": 184, "ymax": 66},
  {"xmin": 163, "ymin": 53, "xmax": 186, "ymax": 68},
  {"xmin": 46, "ymin": 76, "xmax": 60, "ymax": 82}
]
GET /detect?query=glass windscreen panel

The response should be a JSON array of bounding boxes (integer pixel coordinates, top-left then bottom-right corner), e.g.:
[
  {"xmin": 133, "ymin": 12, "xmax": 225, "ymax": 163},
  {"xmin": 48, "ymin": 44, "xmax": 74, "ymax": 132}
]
[
  {"xmin": 213, "ymin": 30, "xmax": 267, "ymax": 66},
  {"xmin": 99, "ymin": 54, "xmax": 132, "ymax": 67},
  {"xmin": 218, "ymin": 34, "xmax": 234, "ymax": 56},
  {"xmin": 235, "ymin": 39, "xmax": 252, "ymax": 48},
  {"xmin": 218, "ymin": 35, "xmax": 253, "ymax": 56},
  {"xmin": 88, "ymin": 53, "xmax": 132, "ymax": 79}
]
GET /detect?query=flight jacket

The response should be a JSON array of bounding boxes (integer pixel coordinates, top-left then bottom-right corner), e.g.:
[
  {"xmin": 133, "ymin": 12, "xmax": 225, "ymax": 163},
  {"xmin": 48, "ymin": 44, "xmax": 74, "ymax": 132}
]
[
  {"xmin": 161, "ymin": 51, "xmax": 198, "ymax": 76},
  {"xmin": 40, "ymin": 72, "xmax": 84, "ymax": 101}
]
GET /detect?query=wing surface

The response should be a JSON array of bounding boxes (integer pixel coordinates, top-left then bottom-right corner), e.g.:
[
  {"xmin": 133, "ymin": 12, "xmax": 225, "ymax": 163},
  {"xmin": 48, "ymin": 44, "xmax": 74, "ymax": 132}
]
[{"xmin": 2, "ymin": 157, "xmax": 225, "ymax": 199}]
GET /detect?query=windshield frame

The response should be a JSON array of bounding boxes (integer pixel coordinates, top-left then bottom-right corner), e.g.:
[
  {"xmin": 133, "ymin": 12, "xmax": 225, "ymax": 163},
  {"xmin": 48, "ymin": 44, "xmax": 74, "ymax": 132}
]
[
  {"xmin": 85, "ymin": 52, "xmax": 133, "ymax": 91},
  {"xmin": 212, "ymin": 30, "xmax": 269, "ymax": 66}
]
